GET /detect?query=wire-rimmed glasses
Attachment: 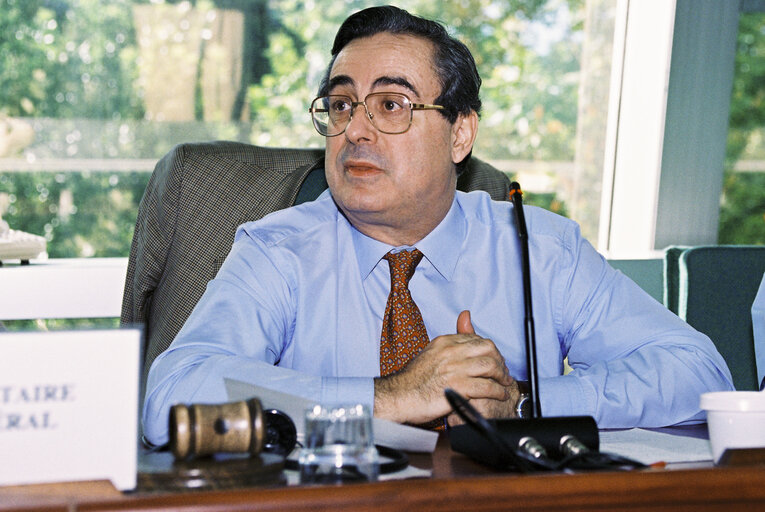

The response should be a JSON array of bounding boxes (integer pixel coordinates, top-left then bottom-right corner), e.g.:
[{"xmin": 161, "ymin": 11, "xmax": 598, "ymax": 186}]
[{"xmin": 309, "ymin": 92, "xmax": 444, "ymax": 137}]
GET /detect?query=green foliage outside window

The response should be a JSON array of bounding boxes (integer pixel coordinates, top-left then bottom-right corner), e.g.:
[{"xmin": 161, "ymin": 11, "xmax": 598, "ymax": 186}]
[
  {"xmin": 0, "ymin": 0, "xmax": 762, "ymax": 265},
  {"xmin": 719, "ymin": 12, "xmax": 765, "ymax": 245},
  {"xmin": 0, "ymin": 0, "xmax": 142, "ymax": 120},
  {"xmin": 1, "ymin": 0, "xmax": 584, "ymax": 260}
]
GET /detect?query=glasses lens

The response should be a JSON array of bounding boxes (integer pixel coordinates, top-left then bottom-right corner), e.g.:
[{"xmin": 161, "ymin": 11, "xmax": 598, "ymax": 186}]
[
  {"xmin": 310, "ymin": 93, "xmax": 414, "ymax": 136},
  {"xmin": 366, "ymin": 93, "xmax": 411, "ymax": 134},
  {"xmin": 311, "ymin": 97, "xmax": 329, "ymax": 136},
  {"xmin": 311, "ymin": 95, "xmax": 352, "ymax": 136}
]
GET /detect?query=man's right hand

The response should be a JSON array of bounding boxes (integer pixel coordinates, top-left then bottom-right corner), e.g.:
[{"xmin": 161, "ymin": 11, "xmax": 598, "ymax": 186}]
[{"xmin": 373, "ymin": 310, "xmax": 514, "ymax": 424}]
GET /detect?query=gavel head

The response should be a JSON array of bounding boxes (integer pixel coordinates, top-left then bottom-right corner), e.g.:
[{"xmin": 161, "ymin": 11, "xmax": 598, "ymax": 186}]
[{"xmin": 169, "ymin": 397, "xmax": 296, "ymax": 460}]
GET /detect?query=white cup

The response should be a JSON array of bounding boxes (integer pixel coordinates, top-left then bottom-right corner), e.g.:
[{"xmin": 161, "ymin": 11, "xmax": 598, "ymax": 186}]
[
  {"xmin": 298, "ymin": 404, "xmax": 379, "ymax": 484},
  {"xmin": 700, "ymin": 391, "xmax": 765, "ymax": 463}
]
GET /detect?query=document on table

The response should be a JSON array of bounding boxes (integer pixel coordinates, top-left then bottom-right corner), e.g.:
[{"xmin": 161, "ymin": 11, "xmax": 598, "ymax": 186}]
[
  {"xmin": 599, "ymin": 427, "xmax": 713, "ymax": 465},
  {"xmin": 224, "ymin": 378, "xmax": 438, "ymax": 453}
]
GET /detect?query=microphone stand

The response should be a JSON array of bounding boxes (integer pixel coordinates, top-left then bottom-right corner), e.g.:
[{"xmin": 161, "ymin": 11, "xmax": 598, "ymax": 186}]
[
  {"xmin": 509, "ymin": 183, "xmax": 542, "ymax": 419},
  {"xmin": 449, "ymin": 182, "xmax": 609, "ymax": 472}
]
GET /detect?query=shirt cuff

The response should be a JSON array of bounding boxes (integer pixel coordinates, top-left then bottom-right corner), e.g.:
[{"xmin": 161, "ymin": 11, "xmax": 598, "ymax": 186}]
[{"xmin": 538, "ymin": 374, "xmax": 597, "ymax": 418}]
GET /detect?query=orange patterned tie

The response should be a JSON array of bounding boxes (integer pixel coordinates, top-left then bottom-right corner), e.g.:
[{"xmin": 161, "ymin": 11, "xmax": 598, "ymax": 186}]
[
  {"xmin": 379, "ymin": 250, "xmax": 444, "ymax": 430},
  {"xmin": 379, "ymin": 249, "xmax": 430, "ymax": 376}
]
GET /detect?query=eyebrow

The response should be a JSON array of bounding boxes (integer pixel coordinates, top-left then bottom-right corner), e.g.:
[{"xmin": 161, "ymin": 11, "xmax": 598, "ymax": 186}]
[{"xmin": 327, "ymin": 75, "xmax": 420, "ymax": 98}]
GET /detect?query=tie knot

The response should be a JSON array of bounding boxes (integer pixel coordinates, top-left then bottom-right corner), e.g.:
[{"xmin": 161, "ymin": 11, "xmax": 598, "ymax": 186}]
[{"xmin": 384, "ymin": 249, "xmax": 423, "ymax": 286}]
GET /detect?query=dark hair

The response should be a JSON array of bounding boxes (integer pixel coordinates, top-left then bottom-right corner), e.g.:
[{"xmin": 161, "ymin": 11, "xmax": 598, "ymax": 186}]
[{"xmin": 318, "ymin": 6, "xmax": 482, "ymax": 172}]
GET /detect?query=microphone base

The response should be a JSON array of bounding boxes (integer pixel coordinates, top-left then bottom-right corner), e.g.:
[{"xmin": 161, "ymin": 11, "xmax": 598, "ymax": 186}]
[{"xmin": 449, "ymin": 415, "xmax": 598, "ymax": 470}]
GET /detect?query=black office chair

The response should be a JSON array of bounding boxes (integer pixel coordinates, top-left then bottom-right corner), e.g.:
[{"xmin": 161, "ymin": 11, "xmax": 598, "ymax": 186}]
[{"xmin": 663, "ymin": 245, "xmax": 765, "ymax": 390}]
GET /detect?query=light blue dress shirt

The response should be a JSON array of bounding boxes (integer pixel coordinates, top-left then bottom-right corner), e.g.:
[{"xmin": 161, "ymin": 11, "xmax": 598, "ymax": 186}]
[{"xmin": 143, "ymin": 190, "xmax": 733, "ymax": 445}]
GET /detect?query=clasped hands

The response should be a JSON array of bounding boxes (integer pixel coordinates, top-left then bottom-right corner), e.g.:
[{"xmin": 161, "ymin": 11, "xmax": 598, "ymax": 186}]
[{"xmin": 374, "ymin": 310, "xmax": 522, "ymax": 426}]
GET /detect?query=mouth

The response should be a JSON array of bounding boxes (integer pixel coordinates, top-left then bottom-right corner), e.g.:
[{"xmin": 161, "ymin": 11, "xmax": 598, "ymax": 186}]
[{"xmin": 343, "ymin": 161, "xmax": 384, "ymax": 177}]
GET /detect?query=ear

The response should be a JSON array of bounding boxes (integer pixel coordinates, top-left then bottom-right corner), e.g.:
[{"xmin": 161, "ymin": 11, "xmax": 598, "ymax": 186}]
[{"xmin": 450, "ymin": 110, "xmax": 478, "ymax": 165}]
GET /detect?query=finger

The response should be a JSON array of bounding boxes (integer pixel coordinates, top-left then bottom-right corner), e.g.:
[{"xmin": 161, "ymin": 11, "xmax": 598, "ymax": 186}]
[
  {"xmin": 465, "ymin": 355, "xmax": 513, "ymax": 385},
  {"xmin": 446, "ymin": 337, "xmax": 511, "ymax": 375},
  {"xmin": 453, "ymin": 376, "xmax": 512, "ymax": 402},
  {"xmin": 447, "ymin": 351, "xmax": 509, "ymax": 382},
  {"xmin": 430, "ymin": 336, "xmax": 511, "ymax": 384},
  {"xmin": 432, "ymin": 332, "xmax": 483, "ymax": 345},
  {"xmin": 446, "ymin": 411, "xmax": 464, "ymax": 427},
  {"xmin": 456, "ymin": 309, "xmax": 475, "ymax": 334}
]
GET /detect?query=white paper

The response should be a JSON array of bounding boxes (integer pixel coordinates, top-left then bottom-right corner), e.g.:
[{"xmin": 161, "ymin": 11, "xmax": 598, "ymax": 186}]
[
  {"xmin": 0, "ymin": 328, "xmax": 141, "ymax": 490},
  {"xmin": 599, "ymin": 427, "xmax": 712, "ymax": 465},
  {"xmin": 225, "ymin": 378, "xmax": 438, "ymax": 453}
]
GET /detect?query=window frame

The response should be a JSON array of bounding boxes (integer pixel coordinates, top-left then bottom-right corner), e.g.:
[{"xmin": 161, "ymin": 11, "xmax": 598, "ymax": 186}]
[{"xmin": 600, "ymin": 0, "xmax": 762, "ymax": 257}]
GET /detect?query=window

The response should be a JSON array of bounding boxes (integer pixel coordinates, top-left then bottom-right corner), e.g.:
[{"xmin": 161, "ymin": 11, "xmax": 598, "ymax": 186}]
[
  {"xmin": 720, "ymin": 10, "xmax": 765, "ymax": 245},
  {"xmin": 0, "ymin": 0, "xmax": 616, "ymax": 259}
]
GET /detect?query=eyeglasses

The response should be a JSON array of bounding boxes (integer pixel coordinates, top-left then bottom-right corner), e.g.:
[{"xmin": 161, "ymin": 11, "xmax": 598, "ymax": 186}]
[{"xmin": 309, "ymin": 92, "xmax": 445, "ymax": 137}]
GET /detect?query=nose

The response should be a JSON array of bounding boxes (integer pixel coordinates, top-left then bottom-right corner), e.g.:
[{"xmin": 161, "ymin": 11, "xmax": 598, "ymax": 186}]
[{"xmin": 344, "ymin": 102, "xmax": 377, "ymax": 144}]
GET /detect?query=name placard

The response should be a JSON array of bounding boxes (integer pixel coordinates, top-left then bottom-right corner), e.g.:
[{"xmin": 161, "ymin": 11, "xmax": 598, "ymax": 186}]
[{"xmin": 0, "ymin": 328, "xmax": 140, "ymax": 490}]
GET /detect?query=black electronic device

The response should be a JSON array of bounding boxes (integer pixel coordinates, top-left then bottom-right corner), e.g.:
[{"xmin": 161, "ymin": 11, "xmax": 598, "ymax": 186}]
[
  {"xmin": 448, "ymin": 182, "xmax": 644, "ymax": 473},
  {"xmin": 447, "ymin": 388, "xmax": 598, "ymax": 471}
]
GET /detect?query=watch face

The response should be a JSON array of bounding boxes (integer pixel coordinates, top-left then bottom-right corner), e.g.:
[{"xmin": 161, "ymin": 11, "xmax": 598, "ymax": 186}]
[{"xmin": 517, "ymin": 395, "xmax": 531, "ymax": 419}]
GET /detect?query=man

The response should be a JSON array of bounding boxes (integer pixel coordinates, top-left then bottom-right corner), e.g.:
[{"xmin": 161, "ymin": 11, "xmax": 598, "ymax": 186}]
[{"xmin": 143, "ymin": 6, "xmax": 733, "ymax": 446}]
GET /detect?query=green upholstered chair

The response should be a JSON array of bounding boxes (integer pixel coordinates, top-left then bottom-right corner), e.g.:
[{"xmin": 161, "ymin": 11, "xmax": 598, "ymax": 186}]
[
  {"xmin": 662, "ymin": 246, "xmax": 688, "ymax": 316},
  {"xmin": 663, "ymin": 245, "xmax": 765, "ymax": 390}
]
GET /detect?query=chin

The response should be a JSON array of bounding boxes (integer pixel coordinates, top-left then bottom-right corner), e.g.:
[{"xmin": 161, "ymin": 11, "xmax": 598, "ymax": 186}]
[{"xmin": 340, "ymin": 191, "xmax": 391, "ymax": 216}]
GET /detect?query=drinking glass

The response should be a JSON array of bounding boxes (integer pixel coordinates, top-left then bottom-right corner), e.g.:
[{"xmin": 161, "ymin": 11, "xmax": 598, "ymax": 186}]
[{"xmin": 298, "ymin": 404, "xmax": 379, "ymax": 484}]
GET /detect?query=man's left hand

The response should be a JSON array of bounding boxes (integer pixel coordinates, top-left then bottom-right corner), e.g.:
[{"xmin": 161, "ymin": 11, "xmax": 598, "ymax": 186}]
[{"xmin": 446, "ymin": 380, "xmax": 523, "ymax": 426}]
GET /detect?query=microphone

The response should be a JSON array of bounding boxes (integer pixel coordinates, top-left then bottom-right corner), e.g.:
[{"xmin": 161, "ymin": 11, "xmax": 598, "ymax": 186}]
[{"xmin": 448, "ymin": 182, "xmax": 642, "ymax": 472}]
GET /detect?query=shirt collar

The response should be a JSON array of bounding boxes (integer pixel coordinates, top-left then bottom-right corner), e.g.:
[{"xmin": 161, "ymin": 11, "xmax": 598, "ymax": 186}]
[{"xmin": 350, "ymin": 194, "xmax": 466, "ymax": 281}]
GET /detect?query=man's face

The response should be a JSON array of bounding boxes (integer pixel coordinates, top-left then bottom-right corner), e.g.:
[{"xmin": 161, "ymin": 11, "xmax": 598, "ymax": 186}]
[{"xmin": 324, "ymin": 32, "xmax": 475, "ymax": 245}]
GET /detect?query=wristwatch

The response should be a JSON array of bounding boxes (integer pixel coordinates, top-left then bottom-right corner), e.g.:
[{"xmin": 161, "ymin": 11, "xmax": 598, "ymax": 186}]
[{"xmin": 515, "ymin": 381, "xmax": 531, "ymax": 419}]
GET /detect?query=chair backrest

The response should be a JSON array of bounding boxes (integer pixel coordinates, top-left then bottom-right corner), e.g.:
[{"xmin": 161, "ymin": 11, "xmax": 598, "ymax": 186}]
[
  {"xmin": 665, "ymin": 245, "xmax": 765, "ymax": 390},
  {"xmin": 753, "ymin": 275, "xmax": 765, "ymax": 389},
  {"xmin": 121, "ymin": 141, "xmax": 511, "ymax": 390},
  {"xmin": 663, "ymin": 246, "xmax": 687, "ymax": 315}
]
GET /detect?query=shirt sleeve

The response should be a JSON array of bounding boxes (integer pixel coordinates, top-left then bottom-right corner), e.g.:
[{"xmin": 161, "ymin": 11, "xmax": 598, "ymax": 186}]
[
  {"xmin": 141, "ymin": 230, "xmax": 374, "ymax": 447},
  {"xmin": 538, "ymin": 227, "xmax": 734, "ymax": 428}
]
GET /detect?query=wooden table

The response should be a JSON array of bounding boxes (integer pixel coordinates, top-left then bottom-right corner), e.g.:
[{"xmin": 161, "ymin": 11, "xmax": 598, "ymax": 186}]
[{"xmin": 3, "ymin": 434, "xmax": 765, "ymax": 511}]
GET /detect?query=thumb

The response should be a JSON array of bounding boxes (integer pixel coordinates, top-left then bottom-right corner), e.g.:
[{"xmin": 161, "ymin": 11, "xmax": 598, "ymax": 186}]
[{"xmin": 456, "ymin": 310, "xmax": 475, "ymax": 334}]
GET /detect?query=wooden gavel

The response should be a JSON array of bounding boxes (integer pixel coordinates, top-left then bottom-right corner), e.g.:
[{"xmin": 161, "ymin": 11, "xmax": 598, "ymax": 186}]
[{"xmin": 169, "ymin": 397, "xmax": 296, "ymax": 459}]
